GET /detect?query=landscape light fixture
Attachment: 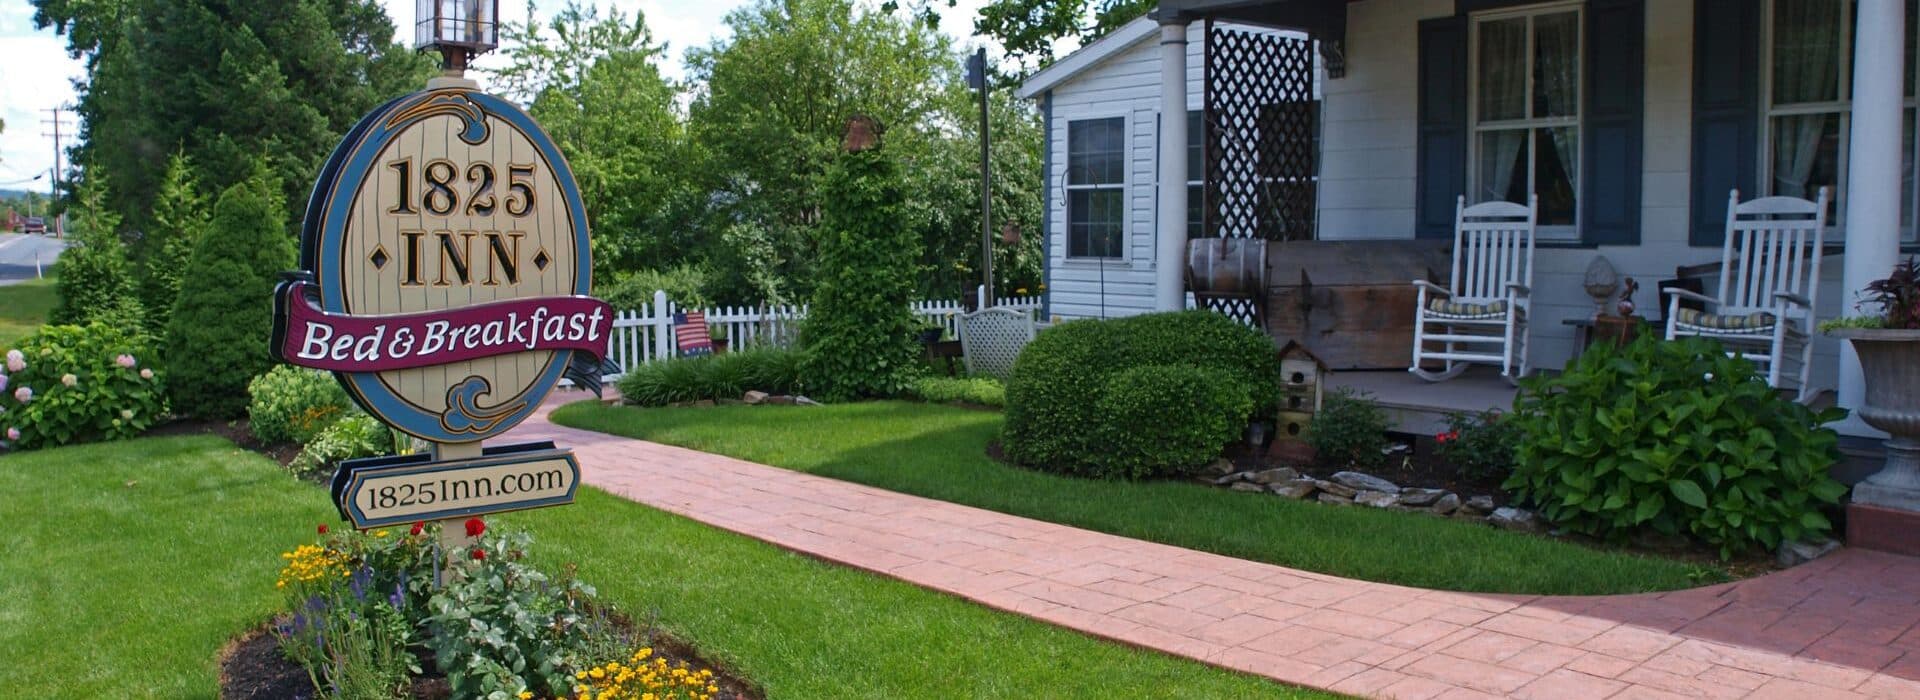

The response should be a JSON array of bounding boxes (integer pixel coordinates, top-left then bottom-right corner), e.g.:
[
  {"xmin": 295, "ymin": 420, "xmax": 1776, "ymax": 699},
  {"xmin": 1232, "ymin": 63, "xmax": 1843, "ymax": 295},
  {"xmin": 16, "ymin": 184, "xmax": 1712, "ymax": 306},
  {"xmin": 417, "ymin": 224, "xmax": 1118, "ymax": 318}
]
[{"xmin": 416, "ymin": 0, "xmax": 499, "ymax": 73}]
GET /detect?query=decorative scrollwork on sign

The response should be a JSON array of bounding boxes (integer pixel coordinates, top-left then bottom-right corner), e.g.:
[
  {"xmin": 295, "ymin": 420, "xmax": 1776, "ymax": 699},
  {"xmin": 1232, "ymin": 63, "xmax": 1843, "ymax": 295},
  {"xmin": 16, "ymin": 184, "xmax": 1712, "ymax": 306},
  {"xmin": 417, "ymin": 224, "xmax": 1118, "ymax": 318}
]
[
  {"xmin": 440, "ymin": 376, "xmax": 526, "ymax": 436},
  {"xmin": 385, "ymin": 92, "xmax": 491, "ymax": 145},
  {"xmin": 1203, "ymin": 22, "xmax": 1318, "ymax": 241}
]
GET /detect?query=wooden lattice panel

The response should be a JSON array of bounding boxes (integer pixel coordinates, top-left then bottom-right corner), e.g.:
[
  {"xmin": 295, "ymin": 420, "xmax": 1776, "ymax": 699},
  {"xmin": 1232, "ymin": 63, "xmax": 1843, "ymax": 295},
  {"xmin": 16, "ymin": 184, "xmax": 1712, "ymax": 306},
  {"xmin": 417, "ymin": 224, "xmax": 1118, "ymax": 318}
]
[{"xmin": 1204, "ymin": 23, "xmax": 1318, "ymax": 241}]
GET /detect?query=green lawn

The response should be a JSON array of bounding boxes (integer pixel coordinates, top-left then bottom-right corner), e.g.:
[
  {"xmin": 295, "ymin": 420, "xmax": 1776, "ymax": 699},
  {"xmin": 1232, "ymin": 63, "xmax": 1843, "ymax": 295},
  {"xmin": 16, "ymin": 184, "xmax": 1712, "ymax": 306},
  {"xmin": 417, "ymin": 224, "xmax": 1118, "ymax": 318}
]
[
  {"xmin": 0, "ymin": 435, "xmax": 1321, "ymax": 698},
  {"xmin": 0, "ymin": 276, "xmax": 56, "ymax": 351},
  {"xmin": 552, "ymin": 400, "xmax": 1726, "ymax": 595}
]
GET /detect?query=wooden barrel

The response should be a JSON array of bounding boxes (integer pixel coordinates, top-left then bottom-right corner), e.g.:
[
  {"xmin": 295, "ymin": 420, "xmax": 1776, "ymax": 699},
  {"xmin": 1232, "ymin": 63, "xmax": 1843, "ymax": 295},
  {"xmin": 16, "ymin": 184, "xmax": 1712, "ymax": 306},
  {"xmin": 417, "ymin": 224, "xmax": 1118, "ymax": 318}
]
[{"xmin": 1187, "ymin": 237, "xmax": 1268, "ymax": 295}]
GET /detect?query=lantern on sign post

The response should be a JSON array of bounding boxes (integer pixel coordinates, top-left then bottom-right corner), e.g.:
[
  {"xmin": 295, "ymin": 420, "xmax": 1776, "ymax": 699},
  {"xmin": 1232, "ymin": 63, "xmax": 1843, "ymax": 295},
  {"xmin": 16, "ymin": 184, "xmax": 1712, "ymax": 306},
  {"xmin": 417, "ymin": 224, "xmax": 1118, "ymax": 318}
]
[{"xmin": 416, "ymin": 0, "xmax": 499, "ymax": 71}]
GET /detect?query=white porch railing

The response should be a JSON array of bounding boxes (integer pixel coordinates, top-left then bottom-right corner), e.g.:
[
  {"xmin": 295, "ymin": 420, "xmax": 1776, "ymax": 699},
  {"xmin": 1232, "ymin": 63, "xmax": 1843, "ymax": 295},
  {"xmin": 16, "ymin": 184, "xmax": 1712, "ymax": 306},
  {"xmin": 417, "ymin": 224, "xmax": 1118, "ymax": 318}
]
[{"xmin": 599, "ymin": 289, "xmax": 1042, "ymax": 380}]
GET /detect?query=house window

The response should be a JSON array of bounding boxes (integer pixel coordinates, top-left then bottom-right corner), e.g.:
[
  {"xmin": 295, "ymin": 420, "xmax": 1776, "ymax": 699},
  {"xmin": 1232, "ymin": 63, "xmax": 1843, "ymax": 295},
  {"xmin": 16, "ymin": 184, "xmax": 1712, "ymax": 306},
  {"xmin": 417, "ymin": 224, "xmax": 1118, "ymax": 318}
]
[
  {"xmin": 1468, "ymin": 2, "xmax": 1581, "ymax": 236},
  {"xmin": 1760, "ymin": 0, "xmax": 1920, "ymax": 241},
  {"xmin": 1067, "ymin": 117, "xmax": 1126, "ymax": 258},
  {"xmin": 1188, "ymin": 110, "xmax": 1205, "ymax": 239}
]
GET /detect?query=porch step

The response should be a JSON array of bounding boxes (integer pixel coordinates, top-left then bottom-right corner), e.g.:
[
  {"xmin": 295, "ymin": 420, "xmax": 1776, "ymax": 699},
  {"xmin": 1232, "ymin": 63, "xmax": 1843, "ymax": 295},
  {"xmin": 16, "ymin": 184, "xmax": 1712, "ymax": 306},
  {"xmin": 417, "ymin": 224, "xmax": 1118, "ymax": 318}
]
[{"xmin": 1324, "ymin": 367, "xmax": 1516, "ymax": 437}]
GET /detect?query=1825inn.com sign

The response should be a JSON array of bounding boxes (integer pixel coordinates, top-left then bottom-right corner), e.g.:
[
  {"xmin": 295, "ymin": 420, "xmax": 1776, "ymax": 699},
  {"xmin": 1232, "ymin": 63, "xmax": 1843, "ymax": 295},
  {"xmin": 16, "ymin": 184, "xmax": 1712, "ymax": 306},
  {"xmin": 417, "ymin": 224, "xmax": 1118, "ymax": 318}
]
[{"xmin": 273, "ymin": 85, "xmax": 612, "ymax": 528}]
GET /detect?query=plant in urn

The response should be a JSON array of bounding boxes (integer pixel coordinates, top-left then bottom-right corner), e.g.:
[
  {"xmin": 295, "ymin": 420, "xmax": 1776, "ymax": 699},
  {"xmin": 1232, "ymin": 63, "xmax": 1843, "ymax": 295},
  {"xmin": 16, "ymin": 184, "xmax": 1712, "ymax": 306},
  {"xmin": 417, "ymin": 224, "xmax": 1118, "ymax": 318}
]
[
  {"xmin": 1823, "ymin": 258, "xmax": 1920, "ymax": 512},
  {"xmin": 1617, "ymin": 277, "xmax": 1638, "ymax": 317}
]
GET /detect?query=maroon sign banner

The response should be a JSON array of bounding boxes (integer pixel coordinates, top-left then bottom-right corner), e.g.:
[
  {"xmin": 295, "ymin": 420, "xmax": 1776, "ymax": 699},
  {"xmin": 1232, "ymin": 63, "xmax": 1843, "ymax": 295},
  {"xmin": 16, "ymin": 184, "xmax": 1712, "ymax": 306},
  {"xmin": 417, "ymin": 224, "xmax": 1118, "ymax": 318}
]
[{"xmin": 276, "ymin": 282, "xmax": 612, "ymax": 372}]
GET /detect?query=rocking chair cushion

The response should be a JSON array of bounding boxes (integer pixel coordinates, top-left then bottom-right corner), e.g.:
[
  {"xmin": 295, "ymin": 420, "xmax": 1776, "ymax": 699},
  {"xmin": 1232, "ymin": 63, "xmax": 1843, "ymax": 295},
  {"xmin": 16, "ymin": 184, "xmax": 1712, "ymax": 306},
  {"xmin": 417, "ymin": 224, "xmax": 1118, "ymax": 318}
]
[
  {"xmin": 1425, "ymin": 298, "xmax": 1509, "ymax": 319},
  {"xmin": 1674, "ymin": 308, "xmax": 1776, "ymax": 333}
]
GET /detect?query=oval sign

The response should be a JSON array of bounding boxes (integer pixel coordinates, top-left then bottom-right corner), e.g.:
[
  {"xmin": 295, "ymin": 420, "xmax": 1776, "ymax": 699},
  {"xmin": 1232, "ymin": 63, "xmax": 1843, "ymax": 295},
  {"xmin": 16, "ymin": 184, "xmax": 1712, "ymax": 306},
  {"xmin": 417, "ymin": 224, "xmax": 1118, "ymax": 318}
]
[{"xmin": 293, "ymin": 87, "xmax": 596, "ymax": 443}]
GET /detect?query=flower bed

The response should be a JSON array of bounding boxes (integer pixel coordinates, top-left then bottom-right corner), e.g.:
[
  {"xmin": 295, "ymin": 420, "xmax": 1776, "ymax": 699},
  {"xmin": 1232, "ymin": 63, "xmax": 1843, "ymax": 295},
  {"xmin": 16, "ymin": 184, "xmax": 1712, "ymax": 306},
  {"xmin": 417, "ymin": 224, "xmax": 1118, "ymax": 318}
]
[{"xmin": 236, "ymin": 519, "xmax": 755, "ymax": 700}]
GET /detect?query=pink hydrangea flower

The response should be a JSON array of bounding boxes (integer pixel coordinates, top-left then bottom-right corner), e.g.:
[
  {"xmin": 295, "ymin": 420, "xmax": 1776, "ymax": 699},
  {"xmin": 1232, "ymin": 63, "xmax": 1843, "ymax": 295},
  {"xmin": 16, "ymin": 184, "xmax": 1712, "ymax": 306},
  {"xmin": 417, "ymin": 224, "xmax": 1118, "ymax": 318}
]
[
  {"xmin": 115, "ymin": 354, "xmax": 136, "ymax": 369},
  {"xmin": 59, "ymin": 374, "xmax": 77, "ymax": 388},
  {"xmin": 4, "ymin": 427, "xmax": 17, "ymax": 441},
  {"xmin": 4, "ymin": 350, "xmax": 22, "ymax": 373},
  {"xmin": 139, "ymin": 368, "xmax": 154, "ymax": 380},
  {"xmin": 12, "ymin": 387, "xmax": 29, "ymax": 403}
]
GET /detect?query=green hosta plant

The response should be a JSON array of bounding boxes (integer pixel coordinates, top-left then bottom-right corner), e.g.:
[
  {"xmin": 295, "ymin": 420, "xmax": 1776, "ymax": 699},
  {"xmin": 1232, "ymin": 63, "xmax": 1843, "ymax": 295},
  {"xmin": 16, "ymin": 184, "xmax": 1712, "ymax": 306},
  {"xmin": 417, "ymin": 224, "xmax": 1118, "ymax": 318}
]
[
  {"xmin": 0, "ymin": 323, "xmax": 166, "ymax": 450},
  {"xmin": 248, "ymin": 365, "xmax": 355, "ymax": 444},
  {"xmin": 1505, "ymin": 335, "xmax": 1847, "ymax": 557},
  {"xmin": 289, "ymin": 414, "xmax": 393, "ymax": 479}
]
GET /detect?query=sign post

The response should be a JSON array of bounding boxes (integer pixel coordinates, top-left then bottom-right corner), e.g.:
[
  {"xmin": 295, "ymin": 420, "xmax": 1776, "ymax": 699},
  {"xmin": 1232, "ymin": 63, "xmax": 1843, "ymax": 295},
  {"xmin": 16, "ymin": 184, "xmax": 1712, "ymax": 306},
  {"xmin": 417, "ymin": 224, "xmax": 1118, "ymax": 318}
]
[{"xmin": 274, "ymin": 5, "xmax": 605, "ymax": 545}]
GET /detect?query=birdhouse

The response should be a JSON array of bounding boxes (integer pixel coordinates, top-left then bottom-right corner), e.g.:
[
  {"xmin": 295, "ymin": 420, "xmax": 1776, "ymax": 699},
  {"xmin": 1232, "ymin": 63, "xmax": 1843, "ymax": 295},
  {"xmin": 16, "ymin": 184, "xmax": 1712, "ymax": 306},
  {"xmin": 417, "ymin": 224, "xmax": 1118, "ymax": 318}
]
[
  {"xmin": 1275, "ymin": 340, "xmax": 1328, "ymax": 442},
  {"xmin": 416, "ymin": 0, "xmax": 499, "ymax": 67}
]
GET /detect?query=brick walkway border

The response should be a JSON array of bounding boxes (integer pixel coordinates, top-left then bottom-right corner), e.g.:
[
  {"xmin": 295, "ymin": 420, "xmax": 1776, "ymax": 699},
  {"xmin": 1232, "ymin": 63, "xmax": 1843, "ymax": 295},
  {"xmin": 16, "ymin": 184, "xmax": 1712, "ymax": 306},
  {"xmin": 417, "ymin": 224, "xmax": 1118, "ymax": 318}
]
[{"xmin": 515, "ymin": 394, "xmax": 1920, "ymax": 699}]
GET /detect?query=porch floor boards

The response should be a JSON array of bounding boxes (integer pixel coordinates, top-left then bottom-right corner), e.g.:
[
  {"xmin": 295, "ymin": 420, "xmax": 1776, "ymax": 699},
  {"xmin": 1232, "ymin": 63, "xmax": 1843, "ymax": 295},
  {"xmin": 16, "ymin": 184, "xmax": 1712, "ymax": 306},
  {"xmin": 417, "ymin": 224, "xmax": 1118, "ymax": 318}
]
[
  {"xmin": 514, "ymin": 391, "xmax": 1920, "ymax": 700},
  {"xmin": 1327, "ymin": 366, "xmax": 1518, "ymax": 435}
]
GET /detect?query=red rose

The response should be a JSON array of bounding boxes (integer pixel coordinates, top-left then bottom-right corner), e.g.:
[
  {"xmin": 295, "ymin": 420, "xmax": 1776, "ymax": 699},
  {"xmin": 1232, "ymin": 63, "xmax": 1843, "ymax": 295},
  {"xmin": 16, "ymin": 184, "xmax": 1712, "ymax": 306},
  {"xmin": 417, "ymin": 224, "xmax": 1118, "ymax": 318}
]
[
  {"xmin": 471, "ymin": 548, "xmax": 486, "ymax": 561},
  {"xmin": 464, "ymin": 518, "xmax": 486, "ymax": 538},
  {"xmin": 409, "ymin": 521, "xmax": 424, "ymax": 536},
  {"xmin": 317, "ymin": 524, "xmax": 329, "ymax": 535}
]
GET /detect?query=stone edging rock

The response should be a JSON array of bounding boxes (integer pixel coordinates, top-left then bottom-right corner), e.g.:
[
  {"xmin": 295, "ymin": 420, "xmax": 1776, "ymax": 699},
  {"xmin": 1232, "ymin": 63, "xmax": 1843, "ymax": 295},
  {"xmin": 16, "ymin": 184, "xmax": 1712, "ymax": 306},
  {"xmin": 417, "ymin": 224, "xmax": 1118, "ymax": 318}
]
[{"xmin": 1202, "ymin": 461, "xmax": 1539, "ymax": 532}]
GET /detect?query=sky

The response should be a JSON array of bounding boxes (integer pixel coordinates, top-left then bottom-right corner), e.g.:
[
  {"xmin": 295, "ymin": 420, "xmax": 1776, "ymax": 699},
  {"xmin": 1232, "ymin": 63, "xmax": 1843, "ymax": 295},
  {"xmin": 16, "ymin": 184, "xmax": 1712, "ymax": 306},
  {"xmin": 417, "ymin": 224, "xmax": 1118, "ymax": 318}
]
[{"xmin": 0, "ymin": 0, "xmax": 1010, "ymax": 197}]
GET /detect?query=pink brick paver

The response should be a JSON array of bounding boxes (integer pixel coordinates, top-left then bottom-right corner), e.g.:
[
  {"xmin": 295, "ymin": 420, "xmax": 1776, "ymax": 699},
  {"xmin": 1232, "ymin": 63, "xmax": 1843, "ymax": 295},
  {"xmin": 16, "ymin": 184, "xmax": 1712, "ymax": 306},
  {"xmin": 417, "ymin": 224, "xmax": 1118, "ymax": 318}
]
[{"xmin": 515, "ymin": 394, "xmax": 1920, "ymax": 698}]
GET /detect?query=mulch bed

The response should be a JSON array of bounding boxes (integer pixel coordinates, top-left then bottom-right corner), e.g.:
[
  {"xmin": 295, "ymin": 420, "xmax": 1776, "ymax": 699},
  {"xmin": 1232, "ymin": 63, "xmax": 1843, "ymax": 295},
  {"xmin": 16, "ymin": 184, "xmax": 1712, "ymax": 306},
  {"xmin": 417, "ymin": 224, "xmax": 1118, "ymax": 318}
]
[
  {"xmin": 218, "ymin": 610, "xmax": 762, "ymax": 700},
  {"xmin": 1222, "ymin": 433, "xmax": 1511, "ymax": 507}
]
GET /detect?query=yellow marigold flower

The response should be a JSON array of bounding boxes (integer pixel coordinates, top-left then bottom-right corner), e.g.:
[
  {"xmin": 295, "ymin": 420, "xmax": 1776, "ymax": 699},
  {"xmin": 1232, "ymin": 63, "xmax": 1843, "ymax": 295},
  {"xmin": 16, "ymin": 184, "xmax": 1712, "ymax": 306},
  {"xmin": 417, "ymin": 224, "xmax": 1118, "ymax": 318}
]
[
  {"xmin": 590, "ymin": 668, "xmax": 606, "ymax": 679},
  {"xmin": 375, "ymin": 530, "xmax": 390, "ymax": 538},
  {"xmin": 518, "ymin": 692, "xmax": 533, "ymax": 700}
]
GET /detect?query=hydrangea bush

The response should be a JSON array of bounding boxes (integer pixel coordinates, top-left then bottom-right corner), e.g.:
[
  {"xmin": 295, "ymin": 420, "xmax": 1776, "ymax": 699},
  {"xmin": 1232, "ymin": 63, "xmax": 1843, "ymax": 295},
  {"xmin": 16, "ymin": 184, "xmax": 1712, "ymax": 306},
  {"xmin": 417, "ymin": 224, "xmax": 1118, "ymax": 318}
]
[{"xmin": 0, "ymin": 323, "xmax": 166, "ymax": 450}]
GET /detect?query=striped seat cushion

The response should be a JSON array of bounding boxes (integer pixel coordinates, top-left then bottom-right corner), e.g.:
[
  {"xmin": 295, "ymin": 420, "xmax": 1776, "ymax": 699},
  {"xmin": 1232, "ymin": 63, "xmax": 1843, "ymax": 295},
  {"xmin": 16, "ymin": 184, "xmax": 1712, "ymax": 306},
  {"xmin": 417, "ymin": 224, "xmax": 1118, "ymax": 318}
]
[
  {"xmin": 1674, "ymin": 308, "xmax": 1776, "ymax": 333},
  {"xmin": 1426, "ymin": 298, "xmax": 1509, "ymax": 318}
]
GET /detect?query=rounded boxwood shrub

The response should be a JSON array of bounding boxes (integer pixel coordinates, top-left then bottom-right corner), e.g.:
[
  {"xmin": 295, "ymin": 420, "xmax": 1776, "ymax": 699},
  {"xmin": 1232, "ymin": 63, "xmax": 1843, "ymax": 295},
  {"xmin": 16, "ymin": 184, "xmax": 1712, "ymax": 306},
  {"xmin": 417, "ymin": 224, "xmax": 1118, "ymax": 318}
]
[
  {"xmin": 1093, "ymin": 365, "xmax": 1251, "ymax": 479},
  {"xmin": 247, "ymin": 365, "xmax": 354, "ymax": 445},
  {"xmin": 1003, "ymin": 310, "xmax": 1277, "ymax": 477},
  {"xmin": 0, "ymin": 322, "xmax": 166, "ymax": 450},
  {"xmin": 1505, "ymin": 335, "xmax": 1848, "ymax": 557}
]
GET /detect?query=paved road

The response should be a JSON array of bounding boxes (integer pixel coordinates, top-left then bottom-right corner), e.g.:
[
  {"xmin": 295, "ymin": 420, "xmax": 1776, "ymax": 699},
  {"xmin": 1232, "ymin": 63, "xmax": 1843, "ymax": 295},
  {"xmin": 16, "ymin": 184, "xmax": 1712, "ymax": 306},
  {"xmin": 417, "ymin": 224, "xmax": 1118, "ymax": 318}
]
[{"xmin": 0, "ymin": 232, "xmax": 68, "ymax": 285}]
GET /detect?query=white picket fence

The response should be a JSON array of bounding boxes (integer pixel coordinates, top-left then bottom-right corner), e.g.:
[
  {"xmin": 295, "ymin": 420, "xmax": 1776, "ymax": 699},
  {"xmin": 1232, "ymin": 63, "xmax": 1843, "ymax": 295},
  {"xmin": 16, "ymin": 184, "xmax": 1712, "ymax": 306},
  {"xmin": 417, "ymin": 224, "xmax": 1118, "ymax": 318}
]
[{"xmin": 601, "ymin": 289, "xmax": 1042, "ymax": 380}]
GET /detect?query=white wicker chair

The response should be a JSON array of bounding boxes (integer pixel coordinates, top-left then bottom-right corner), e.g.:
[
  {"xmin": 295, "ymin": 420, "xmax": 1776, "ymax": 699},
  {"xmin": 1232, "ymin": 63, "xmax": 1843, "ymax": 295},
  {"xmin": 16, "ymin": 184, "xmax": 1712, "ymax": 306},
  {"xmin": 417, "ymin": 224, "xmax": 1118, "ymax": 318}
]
[
  {"xmin": 1664, "ymin": 188, "xmax": 1829, "ymax": 396},
  {"xmin": 1410, "ymin": 195, "xmax": 1537, "ymax": 383},
  {"xmin": 958, "ymin": 308, "xmax": 1036, "ymax": 380}
]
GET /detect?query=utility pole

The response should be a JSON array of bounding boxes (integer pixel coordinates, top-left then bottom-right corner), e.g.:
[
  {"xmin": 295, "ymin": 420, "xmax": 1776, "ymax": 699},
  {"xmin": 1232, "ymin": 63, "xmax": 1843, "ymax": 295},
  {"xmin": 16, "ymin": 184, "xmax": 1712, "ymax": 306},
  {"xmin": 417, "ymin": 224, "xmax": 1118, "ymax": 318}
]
[
  {"xmin": 966, "ymin": 48, "xmax": 993, "ymax": 307},
  {"xmin": 42, "ymin": 106, "xmax": 73, "ymax": 237}
]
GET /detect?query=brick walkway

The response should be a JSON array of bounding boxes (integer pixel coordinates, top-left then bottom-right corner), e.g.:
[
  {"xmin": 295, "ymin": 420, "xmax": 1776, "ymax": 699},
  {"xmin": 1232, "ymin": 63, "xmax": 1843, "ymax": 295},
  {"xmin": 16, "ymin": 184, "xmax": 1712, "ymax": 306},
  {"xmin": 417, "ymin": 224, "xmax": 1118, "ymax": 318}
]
[{"xmin": 514, "ymin": 394, "xmax": 1920, "ymax": 699}]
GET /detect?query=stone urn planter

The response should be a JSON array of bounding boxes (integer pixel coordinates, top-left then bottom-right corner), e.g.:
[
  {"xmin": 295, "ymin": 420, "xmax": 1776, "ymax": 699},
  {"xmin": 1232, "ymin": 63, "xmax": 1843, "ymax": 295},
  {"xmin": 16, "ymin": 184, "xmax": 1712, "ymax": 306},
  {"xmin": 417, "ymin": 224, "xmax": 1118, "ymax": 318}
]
[{"xmin": 1831, "ymin": 327, "xmax": 1920, "ymax": 510}]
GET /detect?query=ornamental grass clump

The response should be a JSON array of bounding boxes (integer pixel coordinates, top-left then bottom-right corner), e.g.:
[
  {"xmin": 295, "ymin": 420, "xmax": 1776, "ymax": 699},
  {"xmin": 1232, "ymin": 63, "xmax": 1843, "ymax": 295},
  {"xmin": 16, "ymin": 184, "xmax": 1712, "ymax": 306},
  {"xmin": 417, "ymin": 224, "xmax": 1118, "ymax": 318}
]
[
  {"xmin": 0, "ymin": 323, "xmax": 165, "ymax": 450},
  {"xmin": 1505, "ymin": 335, "xmax": 1847, "ymax": 558}
]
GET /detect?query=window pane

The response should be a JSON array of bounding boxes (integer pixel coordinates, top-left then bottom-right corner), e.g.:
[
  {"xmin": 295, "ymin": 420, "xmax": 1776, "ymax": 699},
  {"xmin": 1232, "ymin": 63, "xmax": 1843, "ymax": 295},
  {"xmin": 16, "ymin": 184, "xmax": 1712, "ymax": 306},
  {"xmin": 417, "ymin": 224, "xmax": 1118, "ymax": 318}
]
[
  {"xmin": 1068, "ymin": 118, "xmax": 1125, "ymax": 185},
  {"xmin": 1533, "ymin": 11, "xmax": 1579, "ymax": 118},
  {"xmin": 1771, "ymin": 0, "xmax": 1843, "ymax": 105},
  {"xmin": 1536, "ymin": 127, "xmax": 1578, "ymax": 226},
  {"xmin": 1478, "ymin": 17, "xmax": 1527, "ymax": 121},
  {"xmin": 1188, "ymin": 184, "xmax": 1206, "ymax": 238},
  {"xmin": 1188, "ymin": 111, "xmax": 1206, "ymax": 183},
  {"xmin": 1769, "ymin": 113, "xmax": 1841, "ymax": 202},
  {"xmin": 1476, "ymin": 129, "xmax": 1528, "ymax": 204}
]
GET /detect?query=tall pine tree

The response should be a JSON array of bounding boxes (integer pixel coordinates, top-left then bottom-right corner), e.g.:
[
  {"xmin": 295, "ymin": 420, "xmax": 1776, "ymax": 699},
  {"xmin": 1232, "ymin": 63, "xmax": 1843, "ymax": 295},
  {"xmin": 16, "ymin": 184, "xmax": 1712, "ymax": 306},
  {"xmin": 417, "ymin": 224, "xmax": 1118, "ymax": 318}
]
[{"xmin": 138, "ymin": 151, "xmax": 209, "ymax": 334}]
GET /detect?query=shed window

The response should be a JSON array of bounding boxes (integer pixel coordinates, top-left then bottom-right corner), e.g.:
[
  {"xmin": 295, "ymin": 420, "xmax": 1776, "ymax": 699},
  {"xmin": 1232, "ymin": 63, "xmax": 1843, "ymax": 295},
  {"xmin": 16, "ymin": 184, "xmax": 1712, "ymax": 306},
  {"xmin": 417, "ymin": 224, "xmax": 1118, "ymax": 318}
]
[
  {"xmin": 1067, "ymin": 117, "xmax": 1126, "ymax": 259},
  {"xmin": 1469, "ymin": 2, "xmax": 1582, "ymax": 237}
]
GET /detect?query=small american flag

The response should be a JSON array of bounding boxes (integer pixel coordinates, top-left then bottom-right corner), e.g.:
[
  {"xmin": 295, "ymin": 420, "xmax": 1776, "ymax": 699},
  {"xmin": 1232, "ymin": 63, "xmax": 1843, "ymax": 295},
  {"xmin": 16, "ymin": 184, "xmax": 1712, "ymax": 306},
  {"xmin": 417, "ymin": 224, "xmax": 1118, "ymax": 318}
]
[{"xmin": 673, "ymin": 311, "xmax": 713, "ymax": 357}]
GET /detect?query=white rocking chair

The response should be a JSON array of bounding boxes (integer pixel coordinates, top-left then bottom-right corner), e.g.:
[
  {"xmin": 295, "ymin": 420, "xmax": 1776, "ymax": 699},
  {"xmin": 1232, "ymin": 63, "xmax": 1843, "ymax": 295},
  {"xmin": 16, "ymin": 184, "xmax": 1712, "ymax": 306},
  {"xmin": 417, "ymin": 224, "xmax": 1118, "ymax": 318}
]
[
  {"xmin": 1664, "ymin": 188, "xmax": 1828, "ymax": 396},
  {"xmin": 1410, "ymin": 195, "xmax": 1537, "ymax": 383},
  {"xmin": 958, "ymin": 307, "xmax": 1036, "ymax": 380}
]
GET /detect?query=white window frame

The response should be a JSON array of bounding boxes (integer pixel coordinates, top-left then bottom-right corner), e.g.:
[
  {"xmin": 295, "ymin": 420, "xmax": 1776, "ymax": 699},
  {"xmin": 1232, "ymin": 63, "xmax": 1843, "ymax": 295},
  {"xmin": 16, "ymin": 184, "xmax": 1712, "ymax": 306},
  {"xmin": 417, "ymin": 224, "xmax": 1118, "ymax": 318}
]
[
  {"xmin": 1466, "ymin": 0, "xmax": 1585, "ymax": 241},
  {"xmin": 1757, "ymin": 0, "xmax": 1920, "ymax": 242},
  {"xmin": 1063, "ymin": 113, "xmax": 1130, "ymax": 261}
]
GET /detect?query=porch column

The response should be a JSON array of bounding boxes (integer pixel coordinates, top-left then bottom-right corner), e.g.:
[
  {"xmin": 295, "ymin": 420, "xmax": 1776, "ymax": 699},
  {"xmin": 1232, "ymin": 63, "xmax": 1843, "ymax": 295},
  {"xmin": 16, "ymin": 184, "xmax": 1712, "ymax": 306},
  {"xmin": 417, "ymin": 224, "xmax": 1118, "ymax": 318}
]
[
  {"xmin": 1839, "ymin": 0, "xmax": 1905, "ymax": 436},
  {"xmin": 1155, "ymin": 16, "xmax": 1191, "ymax": 312}
]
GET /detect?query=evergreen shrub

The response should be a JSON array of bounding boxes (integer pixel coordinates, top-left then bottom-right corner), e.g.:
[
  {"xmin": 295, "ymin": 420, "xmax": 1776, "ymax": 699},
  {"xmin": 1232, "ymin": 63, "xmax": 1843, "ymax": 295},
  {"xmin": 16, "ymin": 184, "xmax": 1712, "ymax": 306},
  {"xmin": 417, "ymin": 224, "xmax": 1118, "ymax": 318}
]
[
  {"xmin": 164, "ymin": 173, "xmax": 296, "ymax": 418},
  {"xmin": 1093, "ymin": 365, "xmax": 1250, "ymax": 479},
  {"xmin": 1002, "ymin": 311, "xmax": 1277, "ymax": 478},
  {"xmin": 799, "ymin": 131, "xmax": 922, "ymax": 401},
  {"xmin": 1506, "ymin": 335, "xmax": 1847, "ymax": 557}
]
